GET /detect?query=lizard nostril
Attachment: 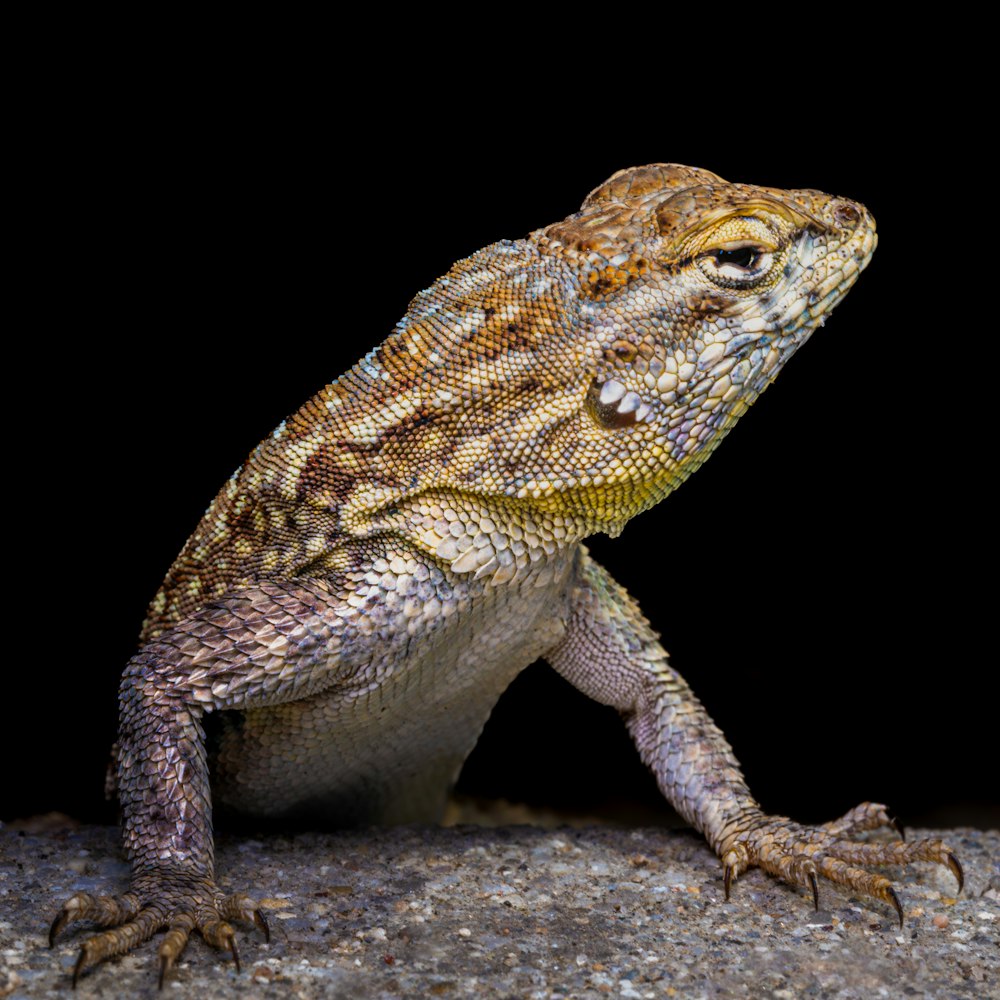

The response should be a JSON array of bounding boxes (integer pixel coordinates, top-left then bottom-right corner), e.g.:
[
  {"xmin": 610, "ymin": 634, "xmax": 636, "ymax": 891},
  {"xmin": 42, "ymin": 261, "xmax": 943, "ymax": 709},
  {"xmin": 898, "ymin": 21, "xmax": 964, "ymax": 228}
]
[{"xmin": 833, "ymin": 201, "xmax": 861, "ymax": 229}]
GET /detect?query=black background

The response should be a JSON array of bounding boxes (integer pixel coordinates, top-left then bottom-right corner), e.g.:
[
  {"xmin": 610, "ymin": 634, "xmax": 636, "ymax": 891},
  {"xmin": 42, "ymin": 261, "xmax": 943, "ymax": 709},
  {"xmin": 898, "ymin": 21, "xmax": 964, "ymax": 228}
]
[{"xmin": 6, "ymin": 46, "xmax": 995, "ymax": 833}]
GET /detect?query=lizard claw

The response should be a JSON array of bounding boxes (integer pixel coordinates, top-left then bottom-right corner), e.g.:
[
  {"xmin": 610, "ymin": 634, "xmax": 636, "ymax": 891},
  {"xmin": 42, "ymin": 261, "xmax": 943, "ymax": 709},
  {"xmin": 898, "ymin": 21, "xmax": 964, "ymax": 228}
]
[
  {"xmin": 72, "ymin": 948, "xmax": 88, "ymax": 990},
  {"xmin": 886, "ymin": 885, "xmax": 904, "ymax": 929},
  {"xmin": 158, "ymin": 951, "xmax": 170, "ymax": 991},
  {"xmin": 808, "ymin": 871, "xmax": 820, "ymax": 912},
  {"xmin": 158, "ymin": 923, "xmax": 191, "ymax": 988},
  {"xmin": 227, "ymin": 931, "xmax": 241, "ymax": 973},
  {"xmin": 946, "ymin": 852, "xmax": 964, "ymax": 893},
  {"xmin": 50, "ymin": 910, "xmax": 68, "ymax": 948},
  {"xmin": 721, "ymin": 843, "xmax": 749, "ymax": 902}
]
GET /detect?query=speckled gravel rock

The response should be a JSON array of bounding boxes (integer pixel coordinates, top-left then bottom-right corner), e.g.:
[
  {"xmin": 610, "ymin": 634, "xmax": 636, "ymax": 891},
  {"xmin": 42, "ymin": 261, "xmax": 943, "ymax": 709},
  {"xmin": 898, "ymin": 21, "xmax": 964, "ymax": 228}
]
[{"xmin": 1, "ymin": 820, "xmax": 996, "ymax": 998}]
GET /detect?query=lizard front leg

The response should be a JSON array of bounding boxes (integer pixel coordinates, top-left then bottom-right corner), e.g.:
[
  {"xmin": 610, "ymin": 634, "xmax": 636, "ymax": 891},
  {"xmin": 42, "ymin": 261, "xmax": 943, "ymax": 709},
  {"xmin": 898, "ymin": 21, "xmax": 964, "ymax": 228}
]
[
  {"xmin": 50, "ymin": 579, "xmax": 349, "ymax": 985},
  {"xmin": 545, "ymin": 548, "xmax": 962, "ymax": 923}
]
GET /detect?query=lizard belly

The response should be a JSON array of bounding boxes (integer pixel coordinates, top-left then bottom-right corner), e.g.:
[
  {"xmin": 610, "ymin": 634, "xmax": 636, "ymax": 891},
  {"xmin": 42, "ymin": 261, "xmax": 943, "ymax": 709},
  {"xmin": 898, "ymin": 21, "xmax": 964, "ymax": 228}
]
[{"xmin": 209, "ymin": 555, "xmax": 575, "ymax": 826}]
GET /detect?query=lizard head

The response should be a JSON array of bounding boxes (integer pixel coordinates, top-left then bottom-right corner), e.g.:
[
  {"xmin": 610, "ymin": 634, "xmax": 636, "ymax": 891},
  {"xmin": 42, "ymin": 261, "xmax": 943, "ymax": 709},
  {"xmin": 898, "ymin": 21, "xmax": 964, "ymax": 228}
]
[
  {"xmin": 316, "ymin": 164, "xmax": 874, "ymax": 546},
  {"xmin": 527, "ymin": 163, "xmax": 877, "ymax": 529}
]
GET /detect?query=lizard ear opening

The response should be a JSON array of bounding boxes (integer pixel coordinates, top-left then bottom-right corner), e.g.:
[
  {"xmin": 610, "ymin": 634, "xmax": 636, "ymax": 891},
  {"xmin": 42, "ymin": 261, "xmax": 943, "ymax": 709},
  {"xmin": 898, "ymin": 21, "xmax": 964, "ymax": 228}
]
[{"xmin": 586, "ymin": 379, "xmax": 651, "ymax": 429}]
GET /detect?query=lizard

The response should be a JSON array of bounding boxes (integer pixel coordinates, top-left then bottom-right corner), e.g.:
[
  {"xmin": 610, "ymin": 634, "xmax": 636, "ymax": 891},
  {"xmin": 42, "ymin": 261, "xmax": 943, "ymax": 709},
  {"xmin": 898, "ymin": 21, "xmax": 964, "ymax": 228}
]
[{"xmin": 50, "ymin": 163, "xmax": 962, "ymax": 986}]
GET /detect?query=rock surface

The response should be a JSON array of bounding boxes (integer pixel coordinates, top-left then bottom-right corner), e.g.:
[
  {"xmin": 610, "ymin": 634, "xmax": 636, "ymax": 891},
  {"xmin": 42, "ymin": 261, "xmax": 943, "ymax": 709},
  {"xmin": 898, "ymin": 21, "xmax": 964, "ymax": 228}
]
[{"xmin": 1, "ymin": 819, "xmax": 997, "ymax": 998}]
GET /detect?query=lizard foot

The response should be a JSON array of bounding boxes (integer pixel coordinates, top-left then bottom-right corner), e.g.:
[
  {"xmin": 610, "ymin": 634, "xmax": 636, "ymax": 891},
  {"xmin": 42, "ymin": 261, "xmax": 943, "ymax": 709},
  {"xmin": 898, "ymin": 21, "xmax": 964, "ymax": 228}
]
[
  {"xmin": 50, "ymin": 870, "xmax": 269, "ymax": 987},
  {"xmin": 719, "ymin": 802, "xmax": 962, "ymax": 926}
]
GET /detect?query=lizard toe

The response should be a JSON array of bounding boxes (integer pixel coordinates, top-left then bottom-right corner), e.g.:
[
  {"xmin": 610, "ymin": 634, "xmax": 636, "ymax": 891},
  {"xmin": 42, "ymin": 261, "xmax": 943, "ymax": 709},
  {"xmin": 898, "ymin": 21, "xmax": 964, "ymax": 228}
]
[
  {"xmin": 50, "ymin": 890, "xmax": 141, "ymax": 946},
  {"xmin": 719, "ymin": 804, "xmax": 961, "ymax": 925},
  {"xmin": 821, "ymin": 801, "xmax": 901, "ymax": 838},
  {"xmin": 70, "ymin": 906, "xmax": 165, "ymax": 986},
  {"xmin": 53, "ymin": 874, "xmax": 268, "ymax": 986}
]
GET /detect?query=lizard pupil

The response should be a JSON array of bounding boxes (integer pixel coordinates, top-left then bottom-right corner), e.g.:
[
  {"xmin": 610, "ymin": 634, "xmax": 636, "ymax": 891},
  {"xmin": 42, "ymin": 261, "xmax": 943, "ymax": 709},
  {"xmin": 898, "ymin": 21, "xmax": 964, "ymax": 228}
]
[{"xmin": 715, "ymin": 247, "xmax": 760, "ymax": 269}]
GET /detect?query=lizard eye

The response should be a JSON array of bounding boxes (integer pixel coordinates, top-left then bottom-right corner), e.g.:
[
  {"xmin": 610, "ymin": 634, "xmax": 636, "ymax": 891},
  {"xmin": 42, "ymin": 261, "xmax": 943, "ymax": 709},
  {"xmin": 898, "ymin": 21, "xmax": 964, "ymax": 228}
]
[
  {"xmin": 715, "ymin": 247, "xmax": 761, "ymax": 270},
  {"xmin": 698, "ymin": 242, "xmax": 774, "ymax": 287}
]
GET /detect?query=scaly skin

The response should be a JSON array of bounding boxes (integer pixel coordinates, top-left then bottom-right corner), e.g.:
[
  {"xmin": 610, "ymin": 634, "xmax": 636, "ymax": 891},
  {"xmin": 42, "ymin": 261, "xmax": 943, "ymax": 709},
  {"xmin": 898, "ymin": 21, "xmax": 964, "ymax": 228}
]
[{"xmin": 51, "ymin": 164, "xmax": 961, "ymax": 985}]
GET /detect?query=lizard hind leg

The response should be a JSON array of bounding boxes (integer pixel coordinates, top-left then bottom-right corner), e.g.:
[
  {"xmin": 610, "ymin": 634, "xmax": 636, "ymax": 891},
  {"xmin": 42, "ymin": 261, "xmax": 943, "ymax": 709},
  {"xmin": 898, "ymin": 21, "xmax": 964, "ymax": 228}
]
[{"xmin": 50, "ymin": 876, "xmax": 268, "ymax": 986}]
